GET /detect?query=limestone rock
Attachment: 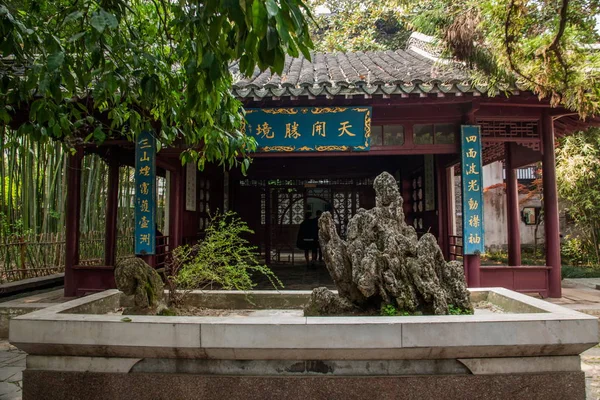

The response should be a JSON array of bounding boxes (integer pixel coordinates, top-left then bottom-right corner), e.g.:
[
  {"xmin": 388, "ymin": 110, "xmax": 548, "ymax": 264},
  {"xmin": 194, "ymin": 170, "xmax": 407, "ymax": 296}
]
[
  {"xmin": 304, "ymin": 287, "xmax": 359, "ymax": 316},
  {"xmin": 307, "ymin": 172, "xmax": 472, "ymax": 316},
  {"xmin": 115, "ymin": 257, "xmax": 164, "ymax": 309}
]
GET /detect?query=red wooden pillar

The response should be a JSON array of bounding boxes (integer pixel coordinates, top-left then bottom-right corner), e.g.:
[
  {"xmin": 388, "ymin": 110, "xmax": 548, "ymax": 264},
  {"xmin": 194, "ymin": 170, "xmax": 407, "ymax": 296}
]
[
  {"xmin": 64, "ymin": 148, "xmax": 83, "ymax": 297},
  {"xmin": 542, "ymin": 112, "xmax": 562, "ymax": 298},
  {"xmin": 436, "ymin": 157, "xmax": 449, "ymax": 259},
  {"xmin": 104, "ymin": 160, "xmax": 120, "ymax": 267},
  {"xmin": 465, "ymin": 254, "xmax": 481, "ymax": 287},
  {"xmin": 505, "ymin": 143, "xmax": 522, "ymax": 266}
]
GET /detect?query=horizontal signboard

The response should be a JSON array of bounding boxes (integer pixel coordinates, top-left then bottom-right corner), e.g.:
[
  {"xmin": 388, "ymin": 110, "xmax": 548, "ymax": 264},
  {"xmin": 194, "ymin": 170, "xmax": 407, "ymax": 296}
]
[{"xmin": 244, "ymin": 107, "xmax": 371, "ymax": 152}]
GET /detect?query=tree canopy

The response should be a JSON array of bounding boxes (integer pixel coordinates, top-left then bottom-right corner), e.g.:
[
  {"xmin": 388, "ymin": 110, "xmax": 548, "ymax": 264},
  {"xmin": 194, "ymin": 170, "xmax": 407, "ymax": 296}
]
[
  {"xmin": 306, "ymin": 0, "xmax": 410, "ymax": 52},
  {"xmin": 407, "ymin": 0, "xmax": 600, "ymax": 117},
  {"xmin": 0, "ymin": 0, "xmax": 313, "ymax": 171}
]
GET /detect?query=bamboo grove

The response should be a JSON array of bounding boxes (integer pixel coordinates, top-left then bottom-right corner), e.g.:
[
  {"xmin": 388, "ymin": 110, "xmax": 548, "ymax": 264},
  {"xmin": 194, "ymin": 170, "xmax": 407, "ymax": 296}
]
[{"xmin": 0, "ymin": 127, "xmax": 166, "ymax": 282}]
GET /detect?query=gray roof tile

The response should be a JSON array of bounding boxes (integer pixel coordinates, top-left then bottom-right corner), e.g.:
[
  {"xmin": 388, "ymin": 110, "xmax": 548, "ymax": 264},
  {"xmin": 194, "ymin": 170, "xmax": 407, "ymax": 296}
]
[{"xmin": 231, "ymin": 49, "xmax": 484, "ymax": 99}]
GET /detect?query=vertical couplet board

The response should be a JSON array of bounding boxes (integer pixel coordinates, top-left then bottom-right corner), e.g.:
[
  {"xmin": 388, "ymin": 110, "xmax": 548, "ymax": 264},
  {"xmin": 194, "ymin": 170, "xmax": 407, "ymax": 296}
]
[
  {"xmin": 135, "ymin": 131, "xmax": 156, "ymax": 255},
  {"xmin": 461, "ymin": 125, "xmax": 485, "ymax": 255},
  {"xmin": 185, "ymin": 162, "xmax": 197, "ymax": 212}
]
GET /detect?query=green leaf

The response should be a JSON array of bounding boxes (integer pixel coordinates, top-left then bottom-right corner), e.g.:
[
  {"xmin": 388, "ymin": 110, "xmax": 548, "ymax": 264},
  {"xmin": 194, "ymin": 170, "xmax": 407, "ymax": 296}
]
[
  {"xmin": 266, "ymin": 26, "xmax": 278, "ymax": 51},
  {"xmin": 68, "ymin": 32, "xmax": 86, "ymax": 43},
  {"xmin": 275, "ymin": 13, "xmax": 291, "ymax": 46},
  {"xmin": 63, "ymin": 11, "xmax": 83, "ymax": 25},
  {"xmin": 120, "ymin": 317, "xmax": 132, "ymax": 322},
  {"xmin": 93, "ymin": 126, "xmax": 106, "ymax": 142},
  {"xmin": 47, "ymin": 51, "xmax": 64, "ymax": 71},
  {"xmin": 252, "ymin": 1, "xmax": 267, "ymax": 37},
  {"xmin": 101, "ymin": 10, "xmax": 118, "ymax": 29},
  {"xmin": 201, "ymin": 51, "xmax": 215, "ymax": 68},
  {"xmin": 265, "ymin": 0, "xmax": 279, "ymax": 17},
  {"xmin": 242, "ymin": 158, "xmax": 250, "ymax": 176},
  {"xmin": 90, "ymin": 14, "xmax": 106, "ymax": 33},
  {"xmin": 273, "ymin": 47, "xmax": 285, "ymax": 74}
]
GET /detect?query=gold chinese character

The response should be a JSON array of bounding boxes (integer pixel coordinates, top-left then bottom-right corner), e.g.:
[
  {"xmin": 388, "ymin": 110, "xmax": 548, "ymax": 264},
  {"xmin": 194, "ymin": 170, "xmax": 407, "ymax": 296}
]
[
  {"xmin": 139, "ymin": 165, "xmax": 151, "ymax": 176},
  {"xmin": 465, "ymin": 135, "xmax": 478, "ymax": 143},
  {"xmin": 139, "ymin": 182, "xmax": 149, "ymax": 195},
  {"xmin": 338, "ymin": 121, "xmax": 356, "ymax": 137},
  {"xmin": 467, "ymin": 180, "xmax": 480, "ymax": 192},
  {"xmin": 468, "ymin": 233, "xmax": 481, "ymax": 244},
  {"xmin": 468, "ymin": 198, "xmax": 479, "ymax": 210},
  {"xmin": 139, "ymin": 233, "xmax": 150, "ymax": 245},
  {"xmin": 466, "ymin": 163, "xmax": 479, "ymax": 175},
  {"xmin": 468, "ymin": 215, "xmax": 480, "ymax": 228},
  {"xmin": 312, "ymin": 121, "xmax": 326, "ymax": 137},
  {"xmin": 465, "ymin": 148, "xmax": 477, "ymax": 158},
  {"xmin": 285, "ymin": 122, "xmax": 301, "ymax": 139},
  {"xmin": 138, "ymin": 138, "xmax": 151, "ymax": 149},
  {"xmin": 139, "ymin": 216, "xmax": 149, "ymax": 229},
  {"xmin": 140, "ymin": 199, "xmax": 150, "ymax": 213},
  {"xmin": 256, "ymin": 122, "xmax": 274, "ymax": 139},
  {"xmin": 139, "ymin": 151, "xmax": 150, "ymax": 162}
]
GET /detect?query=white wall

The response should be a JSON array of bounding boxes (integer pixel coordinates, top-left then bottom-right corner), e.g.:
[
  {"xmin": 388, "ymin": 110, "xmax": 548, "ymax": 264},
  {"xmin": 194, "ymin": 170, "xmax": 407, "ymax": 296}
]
[{"xmin": 482, "ymin": 162, "xmax": 544, "ymax": 250}]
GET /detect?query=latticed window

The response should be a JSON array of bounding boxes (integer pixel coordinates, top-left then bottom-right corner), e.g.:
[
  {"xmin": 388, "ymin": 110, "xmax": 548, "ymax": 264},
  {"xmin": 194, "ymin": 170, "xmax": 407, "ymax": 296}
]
[{"xmin": 292, "ymin": 195, "xmax": 304, "ymax": 224}]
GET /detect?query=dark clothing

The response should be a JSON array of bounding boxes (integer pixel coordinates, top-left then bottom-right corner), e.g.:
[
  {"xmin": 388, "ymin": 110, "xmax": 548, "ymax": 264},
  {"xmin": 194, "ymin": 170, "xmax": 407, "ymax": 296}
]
[{"xmin": 296, "ymin": 218, "xmax": 319, "ymax": 250}]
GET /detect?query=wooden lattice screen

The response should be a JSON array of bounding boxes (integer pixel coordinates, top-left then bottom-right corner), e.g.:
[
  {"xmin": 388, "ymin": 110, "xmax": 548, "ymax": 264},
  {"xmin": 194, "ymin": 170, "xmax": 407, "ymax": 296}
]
[{"xmin": 477, "ymin": 119, "xmax": 541, "ymax": 165}]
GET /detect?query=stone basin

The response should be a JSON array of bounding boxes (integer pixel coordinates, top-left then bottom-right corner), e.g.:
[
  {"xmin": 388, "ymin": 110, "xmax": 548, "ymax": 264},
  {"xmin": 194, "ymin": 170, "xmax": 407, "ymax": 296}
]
[{"xmin": 9, "ymin": 287, "xmax": 599, "ymax": 400}]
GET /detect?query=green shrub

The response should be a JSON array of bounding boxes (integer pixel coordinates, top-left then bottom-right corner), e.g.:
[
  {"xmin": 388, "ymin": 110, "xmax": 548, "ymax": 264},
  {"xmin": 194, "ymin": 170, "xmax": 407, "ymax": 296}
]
[
  {"xmin": 561, "ymin": 236, "xmax": 594, "ymax": 267},
  {"xmin": 562, "ymin": 265, "xmax": 600, "ymax": 279},
  {"xmin": 166, "ymin": 211, "xmax": 282, "ymax": 306}
]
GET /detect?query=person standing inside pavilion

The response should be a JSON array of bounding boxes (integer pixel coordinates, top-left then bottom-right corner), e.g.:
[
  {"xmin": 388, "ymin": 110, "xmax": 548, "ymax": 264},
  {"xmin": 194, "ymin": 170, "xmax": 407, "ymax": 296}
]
[{"xmin": 296, "ymin": 212, "xmax": 318, "ymax": 266}]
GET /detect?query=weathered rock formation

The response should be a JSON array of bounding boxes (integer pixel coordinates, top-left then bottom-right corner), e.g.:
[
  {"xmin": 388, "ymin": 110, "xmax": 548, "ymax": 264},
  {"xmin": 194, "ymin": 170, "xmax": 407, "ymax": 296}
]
[
  {"xmin": 115, "ymin": 257, "xmax": 164, "ymax": 310},
  {"xmin": 305, "ymin": 172, "xmax": 472, "ymax": 316}
]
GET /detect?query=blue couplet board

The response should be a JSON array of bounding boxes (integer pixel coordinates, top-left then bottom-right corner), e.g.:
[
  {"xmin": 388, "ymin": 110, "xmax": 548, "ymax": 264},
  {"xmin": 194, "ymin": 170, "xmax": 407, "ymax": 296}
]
[
  {"xmin": 244, "ymin": 107, "xmax": 372, "ymax": 152},
  {"xmin": 461, "ymin": 125, "xmax": 485, "ymax": 255},
  {"xmin": 134, "ymin": 131, "xmax": 156, "ymax": 255}
]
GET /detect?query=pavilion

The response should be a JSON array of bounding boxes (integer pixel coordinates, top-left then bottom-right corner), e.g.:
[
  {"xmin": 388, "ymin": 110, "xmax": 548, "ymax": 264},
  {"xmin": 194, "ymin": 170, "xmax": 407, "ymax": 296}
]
[{"xmin": 62, "ymin": 34, "xmax": 597, "ymax": 298}]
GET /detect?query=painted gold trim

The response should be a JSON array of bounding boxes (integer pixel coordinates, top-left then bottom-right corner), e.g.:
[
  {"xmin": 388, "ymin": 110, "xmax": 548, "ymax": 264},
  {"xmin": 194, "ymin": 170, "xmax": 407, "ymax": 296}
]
[
  {"xmin": 262, "ymin": 146, "xmax": 296, "ymax": 152},
  {"xmin": 315, "ymin": 145, "xmax": 349, "ymax": 151},
  {"xmin": 262, "ymin": 108, "xmax": 299, "ymax": 115},
  {"xmin": 311, "ymin": 107, "xmax": 348, "ymax": 114}
]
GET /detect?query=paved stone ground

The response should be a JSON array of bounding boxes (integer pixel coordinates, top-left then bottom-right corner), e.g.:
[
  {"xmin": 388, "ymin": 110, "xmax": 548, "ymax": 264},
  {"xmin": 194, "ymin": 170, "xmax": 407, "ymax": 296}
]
[
  {"xmin": 0, "ymin": 341, "xmax": 24, "ymax": 400},
  {"xmin": 252, "ymin": 262, "xmax": 336, "ymax": 290}
]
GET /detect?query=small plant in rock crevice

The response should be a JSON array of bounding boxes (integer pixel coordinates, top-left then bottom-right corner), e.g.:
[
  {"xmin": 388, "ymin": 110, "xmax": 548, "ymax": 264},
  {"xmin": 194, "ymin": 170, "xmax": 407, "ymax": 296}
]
[
  {"xmin": 448, "ymin": 304, "xmax": 474, "ymax": 315},
  {"xmin": 165, "ymin": 211, "xmax": 283, "ymax": 308},
  {"xmin": 380, "ymin": 304, "xmax": 398, "ymax": 316},
  {"xmin": 380, "ymin": 304, "xmax": 411, "ymax": 316}
]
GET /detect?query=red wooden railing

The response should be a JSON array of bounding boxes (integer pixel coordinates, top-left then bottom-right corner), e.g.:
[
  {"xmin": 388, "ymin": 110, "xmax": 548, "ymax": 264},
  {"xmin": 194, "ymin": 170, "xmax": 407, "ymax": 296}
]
[{"xmin": 448, "ymin": 235, "xmax": 463, "ymax": 261}]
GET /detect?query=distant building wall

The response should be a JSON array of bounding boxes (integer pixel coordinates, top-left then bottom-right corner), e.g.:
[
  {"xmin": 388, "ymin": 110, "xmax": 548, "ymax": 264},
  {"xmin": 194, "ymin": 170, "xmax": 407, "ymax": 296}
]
[
  {"xmin": 482, "ymin": 162, "xmax": 543, "ymax": 251},
  {"xmin": 454, "ymin": 162, "xmax": 545, "ymax": 252}
]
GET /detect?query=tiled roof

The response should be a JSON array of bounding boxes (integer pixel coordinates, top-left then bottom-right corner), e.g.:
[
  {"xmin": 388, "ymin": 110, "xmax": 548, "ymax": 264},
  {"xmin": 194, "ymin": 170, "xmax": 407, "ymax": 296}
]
[{"xmin": 231, "ymin": 37, "xmax": 519, "ymax": 99}]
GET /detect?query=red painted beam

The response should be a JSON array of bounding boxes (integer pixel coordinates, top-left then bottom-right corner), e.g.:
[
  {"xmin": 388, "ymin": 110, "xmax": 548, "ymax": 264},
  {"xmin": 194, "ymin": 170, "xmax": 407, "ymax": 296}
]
[{"xmin": 542, "ymin": 112, "xmax": 562, "ymax": 298}]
